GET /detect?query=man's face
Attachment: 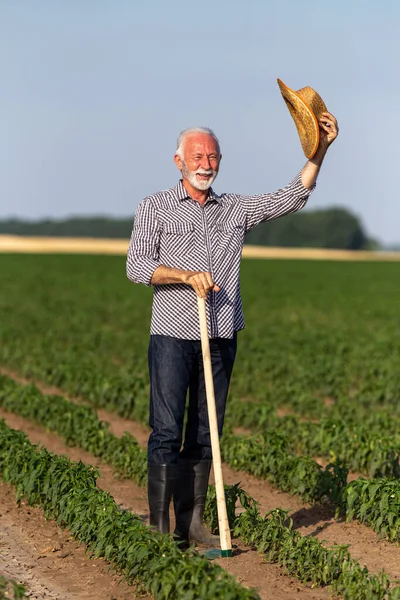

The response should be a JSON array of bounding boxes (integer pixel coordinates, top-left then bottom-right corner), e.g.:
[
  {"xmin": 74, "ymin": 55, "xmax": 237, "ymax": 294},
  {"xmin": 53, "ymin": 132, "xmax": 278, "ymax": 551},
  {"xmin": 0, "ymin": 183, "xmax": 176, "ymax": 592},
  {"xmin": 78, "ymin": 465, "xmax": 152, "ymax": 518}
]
[{"xmin": 175, "ymin": 133, "xmax": 221, "ymax": 191}]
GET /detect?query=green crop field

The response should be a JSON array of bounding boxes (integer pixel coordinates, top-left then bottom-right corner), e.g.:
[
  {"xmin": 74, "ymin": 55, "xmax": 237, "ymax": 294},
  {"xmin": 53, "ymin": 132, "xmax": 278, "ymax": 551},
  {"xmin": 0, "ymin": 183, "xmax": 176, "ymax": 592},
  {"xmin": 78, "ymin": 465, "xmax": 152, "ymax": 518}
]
[
  {"xmin": 1, "ymin": 253, "xmax": 400, "ymax": 599},
  {"xmin": 1, "ymin": 254, "xmax": 399, "ymax": 420}
]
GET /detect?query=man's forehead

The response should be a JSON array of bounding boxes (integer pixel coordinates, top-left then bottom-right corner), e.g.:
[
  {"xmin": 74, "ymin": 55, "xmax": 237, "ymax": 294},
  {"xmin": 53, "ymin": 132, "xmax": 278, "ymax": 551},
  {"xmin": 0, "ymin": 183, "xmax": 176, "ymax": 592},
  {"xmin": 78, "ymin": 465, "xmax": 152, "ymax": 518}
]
[{"xmin": 184, "ymin": 134, "xmax": 219, "ymax": 152}]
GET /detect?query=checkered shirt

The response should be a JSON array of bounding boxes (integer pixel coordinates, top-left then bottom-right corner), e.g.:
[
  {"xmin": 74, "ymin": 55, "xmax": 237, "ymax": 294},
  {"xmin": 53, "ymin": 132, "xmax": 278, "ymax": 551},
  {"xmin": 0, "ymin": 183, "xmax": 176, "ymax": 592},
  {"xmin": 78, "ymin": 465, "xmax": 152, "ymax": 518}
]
[{"xmin": 126, "ymin": 172, "xmax": 315, "ymax": 339}]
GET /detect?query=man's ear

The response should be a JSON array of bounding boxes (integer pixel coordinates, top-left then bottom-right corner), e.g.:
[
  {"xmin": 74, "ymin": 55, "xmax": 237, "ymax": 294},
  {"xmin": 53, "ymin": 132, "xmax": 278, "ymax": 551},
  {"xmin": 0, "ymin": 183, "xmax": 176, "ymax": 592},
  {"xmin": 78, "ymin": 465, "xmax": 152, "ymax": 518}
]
[{"xmin": 174, "ymin": 154, "xmax": 182, "ymax": 171}]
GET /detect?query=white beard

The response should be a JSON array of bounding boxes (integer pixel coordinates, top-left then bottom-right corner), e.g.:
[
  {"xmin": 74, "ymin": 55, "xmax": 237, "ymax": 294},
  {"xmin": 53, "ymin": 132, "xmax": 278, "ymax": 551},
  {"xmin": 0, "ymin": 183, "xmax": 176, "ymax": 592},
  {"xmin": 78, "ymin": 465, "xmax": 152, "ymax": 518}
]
[{"xmin": 181, "ymin": 162, "xmax": 218, "ymax": 191}]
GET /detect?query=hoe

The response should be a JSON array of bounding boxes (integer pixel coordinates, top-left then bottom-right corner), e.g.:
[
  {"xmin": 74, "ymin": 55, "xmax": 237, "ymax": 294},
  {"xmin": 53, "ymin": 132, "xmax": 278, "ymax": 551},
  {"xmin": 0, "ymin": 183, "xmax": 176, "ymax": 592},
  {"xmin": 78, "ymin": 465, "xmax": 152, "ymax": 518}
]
[{"xmin": 197, "ymin": 296, "xmax": 232, "ymax": 559}]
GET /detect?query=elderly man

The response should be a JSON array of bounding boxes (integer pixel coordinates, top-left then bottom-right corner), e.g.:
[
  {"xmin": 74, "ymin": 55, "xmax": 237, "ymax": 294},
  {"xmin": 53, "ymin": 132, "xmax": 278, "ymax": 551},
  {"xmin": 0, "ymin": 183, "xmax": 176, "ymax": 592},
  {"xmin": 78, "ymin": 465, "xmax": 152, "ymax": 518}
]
[{"xmin": 126, "ymin": 114, "xmax": 338, "ymax": 546}]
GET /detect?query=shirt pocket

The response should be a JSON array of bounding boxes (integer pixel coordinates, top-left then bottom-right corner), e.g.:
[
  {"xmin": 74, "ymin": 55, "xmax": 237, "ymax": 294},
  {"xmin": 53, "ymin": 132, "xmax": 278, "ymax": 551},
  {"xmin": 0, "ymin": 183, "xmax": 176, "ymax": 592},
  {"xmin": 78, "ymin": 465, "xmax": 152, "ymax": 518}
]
[
  {"xmin": 215, "ymin": 220, "xmax": 245, "ymax": 256},
  {"xmin": 161, "ymin": 221, "xmax": 195, "ymax": 258}
]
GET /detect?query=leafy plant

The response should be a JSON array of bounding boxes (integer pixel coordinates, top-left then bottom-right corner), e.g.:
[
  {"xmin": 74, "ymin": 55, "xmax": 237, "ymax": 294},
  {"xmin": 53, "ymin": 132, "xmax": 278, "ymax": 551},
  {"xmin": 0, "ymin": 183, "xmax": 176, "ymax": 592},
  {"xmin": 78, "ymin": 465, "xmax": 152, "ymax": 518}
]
[
  {"xmin": 340, "ymin": 478, "xmax": 400, "ymax": 542},
  {"xmin": 0, "ymin": 576, "xmax": 27, "ymax": 600}
]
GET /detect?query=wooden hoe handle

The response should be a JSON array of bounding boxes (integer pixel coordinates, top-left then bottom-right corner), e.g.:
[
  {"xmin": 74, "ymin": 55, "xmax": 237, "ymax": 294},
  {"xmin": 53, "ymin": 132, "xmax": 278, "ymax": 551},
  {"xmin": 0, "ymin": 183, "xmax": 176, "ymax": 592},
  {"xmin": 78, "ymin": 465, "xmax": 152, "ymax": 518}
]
[{"xmin": 197, "ymin": 296, "xmax": 232, "ymax": 556}]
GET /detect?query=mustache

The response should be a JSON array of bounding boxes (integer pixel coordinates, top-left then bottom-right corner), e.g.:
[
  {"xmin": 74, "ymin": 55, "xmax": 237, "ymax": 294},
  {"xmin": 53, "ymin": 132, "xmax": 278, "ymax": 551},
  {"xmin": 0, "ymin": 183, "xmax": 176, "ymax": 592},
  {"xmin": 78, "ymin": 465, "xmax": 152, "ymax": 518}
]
[{"xmin": 196, "ymin": 169, "xmax": 215, "ymax": 175}]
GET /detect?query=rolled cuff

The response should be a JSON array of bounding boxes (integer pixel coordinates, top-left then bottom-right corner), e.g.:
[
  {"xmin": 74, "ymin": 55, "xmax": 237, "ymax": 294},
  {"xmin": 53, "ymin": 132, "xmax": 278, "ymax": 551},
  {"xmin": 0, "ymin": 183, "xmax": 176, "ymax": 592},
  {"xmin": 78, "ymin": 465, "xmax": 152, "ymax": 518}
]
[
  {"xmin": 126, "ymin": 255, "xmax": 160, "ymax": 286},
  {"xmin": 290, "ymin": 171, "xmax": 316, "ymax": 198}
]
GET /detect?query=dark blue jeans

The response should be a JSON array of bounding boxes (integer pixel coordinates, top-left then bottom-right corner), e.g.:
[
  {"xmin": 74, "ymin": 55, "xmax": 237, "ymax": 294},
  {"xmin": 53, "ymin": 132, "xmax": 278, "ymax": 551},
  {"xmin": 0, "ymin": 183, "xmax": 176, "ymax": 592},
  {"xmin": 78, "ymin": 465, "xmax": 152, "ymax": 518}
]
[{"xmin": 147, "ymin": 334, "xmax": 237, "ymax": 466}]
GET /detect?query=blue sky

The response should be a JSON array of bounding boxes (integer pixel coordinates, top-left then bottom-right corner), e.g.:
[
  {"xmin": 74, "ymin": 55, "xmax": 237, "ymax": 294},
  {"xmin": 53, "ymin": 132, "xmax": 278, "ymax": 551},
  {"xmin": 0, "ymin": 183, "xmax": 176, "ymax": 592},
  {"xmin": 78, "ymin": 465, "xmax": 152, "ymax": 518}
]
[{"xmin": 1, "ymin": 0, "xmax": 398, "ymax": 244}]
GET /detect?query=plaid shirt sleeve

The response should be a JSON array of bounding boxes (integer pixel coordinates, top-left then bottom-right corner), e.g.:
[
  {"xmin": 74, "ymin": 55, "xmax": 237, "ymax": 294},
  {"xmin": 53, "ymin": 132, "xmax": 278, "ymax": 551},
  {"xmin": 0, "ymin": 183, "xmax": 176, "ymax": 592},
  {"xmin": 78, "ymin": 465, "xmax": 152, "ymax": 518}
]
[
  {"xmin": 126, "ymin": 197, "xmax": 160, "ymax": 286},
  {"xmin": 240, "ymin": 172, "xmax": 316, "ymax": 232}
]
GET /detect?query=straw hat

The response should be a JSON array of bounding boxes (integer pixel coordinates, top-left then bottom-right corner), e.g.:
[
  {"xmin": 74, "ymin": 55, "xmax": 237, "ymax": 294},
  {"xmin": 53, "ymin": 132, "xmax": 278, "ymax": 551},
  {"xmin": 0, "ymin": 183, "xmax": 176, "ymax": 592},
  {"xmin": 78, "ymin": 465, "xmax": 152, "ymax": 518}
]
[{"xmin": 277, "ymin": 79, "xmax": 328, "ymax": 159}]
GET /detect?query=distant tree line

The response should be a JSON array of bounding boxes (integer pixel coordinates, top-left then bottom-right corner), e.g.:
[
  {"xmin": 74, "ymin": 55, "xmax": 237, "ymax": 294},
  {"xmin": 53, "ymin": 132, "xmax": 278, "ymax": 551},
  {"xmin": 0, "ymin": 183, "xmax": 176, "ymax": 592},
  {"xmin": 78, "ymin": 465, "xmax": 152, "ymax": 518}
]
[
  {"xmin": 245, "ymin": 207, "xmax": 378, "ymax": 250},
  {"xmin": 0, "ymin": 207, "xmax": 378, "ymax": 250},
  {"xmin": 0, "ymin": 217, "xmax": 132, "ymax": 239}
]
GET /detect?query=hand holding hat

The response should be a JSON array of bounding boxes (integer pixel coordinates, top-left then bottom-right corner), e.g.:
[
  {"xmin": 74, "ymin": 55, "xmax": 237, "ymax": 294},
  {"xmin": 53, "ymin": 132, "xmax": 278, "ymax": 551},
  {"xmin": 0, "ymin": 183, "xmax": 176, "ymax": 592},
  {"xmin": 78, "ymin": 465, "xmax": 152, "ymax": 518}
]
[
  {"xmin": 277, "ymin": 79, "xmax": 338, "ymax": 158},
  {"xmin": 318, "ymin": 110, "xmax": 339, "ymax": 150}
]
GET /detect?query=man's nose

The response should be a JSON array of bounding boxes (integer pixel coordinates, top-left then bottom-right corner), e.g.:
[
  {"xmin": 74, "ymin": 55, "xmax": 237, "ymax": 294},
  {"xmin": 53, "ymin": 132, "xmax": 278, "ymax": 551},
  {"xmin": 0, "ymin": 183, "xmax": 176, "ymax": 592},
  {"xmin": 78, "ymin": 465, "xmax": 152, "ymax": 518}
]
[{"xmin": 200, "ymin": 156, "xmax": 212, "ymax": 169}]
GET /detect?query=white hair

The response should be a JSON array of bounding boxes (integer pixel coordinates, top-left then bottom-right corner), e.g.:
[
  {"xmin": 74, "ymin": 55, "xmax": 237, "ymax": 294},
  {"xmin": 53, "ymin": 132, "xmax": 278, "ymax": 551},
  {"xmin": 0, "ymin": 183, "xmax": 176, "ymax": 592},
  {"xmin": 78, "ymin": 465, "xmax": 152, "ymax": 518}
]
[{"xmin": 176, "ymin": 127, "xmax": 220, "ymax": 159}]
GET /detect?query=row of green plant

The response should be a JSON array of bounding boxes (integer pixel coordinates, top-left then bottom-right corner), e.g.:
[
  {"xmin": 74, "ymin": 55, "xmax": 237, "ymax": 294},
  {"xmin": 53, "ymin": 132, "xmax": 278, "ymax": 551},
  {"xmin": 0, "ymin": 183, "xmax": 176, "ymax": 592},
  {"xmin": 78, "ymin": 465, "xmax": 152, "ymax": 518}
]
[
  {"xmin": 222, "ymin": 428, "xmax": 400, "ymax": 543},
  {"xmin": 340, "ymin": 478, "xmax": 400, "ymax": 543},
  {"xmin": 0, "ymin": 374, "xmax": 148, "ymax": 486},
  {"xmin": 0, "ymin": 373, "xmax": 346, "ymax": 505},
  {"xmin": 0, "ymin": 420, "xmax": 259, "ymax": 600},
  {"xmin": 221, "ymin": 426, "xmax": 348, "ymax": 504},
  {"xmin": 204, "ymin": 484, "xmax": 400, "ymax": 600},
  {"xmin": 2, "ymin": 373, "xmax": 400, "ymax": 546},
  {"xmin": 0, "ymin": 576, "xmax": 27, "ymax": 600},
  {"xmin": 225, "ymin": 402, "xmax": 400, "ymax": 478},
  {"xmin": 2, "ymin": 416, "xmax": 399, "ymax": 600},
  {"xmin": 223, "ymin": 426, "xmax": 400, "ymax": 544}
]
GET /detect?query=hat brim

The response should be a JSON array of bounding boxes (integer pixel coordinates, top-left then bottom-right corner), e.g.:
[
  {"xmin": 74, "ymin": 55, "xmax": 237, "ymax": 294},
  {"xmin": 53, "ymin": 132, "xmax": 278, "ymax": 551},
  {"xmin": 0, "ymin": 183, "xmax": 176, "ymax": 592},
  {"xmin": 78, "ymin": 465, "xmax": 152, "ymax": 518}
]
[{"xmin": 277, "ymin": 79, "xmax": 321, "ymax": 159}]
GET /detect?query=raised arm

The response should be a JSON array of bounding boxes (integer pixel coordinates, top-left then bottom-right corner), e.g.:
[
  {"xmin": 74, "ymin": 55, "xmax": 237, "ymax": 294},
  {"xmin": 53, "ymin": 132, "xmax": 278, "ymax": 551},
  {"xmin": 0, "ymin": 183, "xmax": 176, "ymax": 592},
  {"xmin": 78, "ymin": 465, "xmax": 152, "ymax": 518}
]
[
  {"xmin": 244, "ymin": 111, "xmax": 339, "ymax": 231},
  {"xmin": 301, "ymin": 111, "xmax": 339, "ymax": 189}
]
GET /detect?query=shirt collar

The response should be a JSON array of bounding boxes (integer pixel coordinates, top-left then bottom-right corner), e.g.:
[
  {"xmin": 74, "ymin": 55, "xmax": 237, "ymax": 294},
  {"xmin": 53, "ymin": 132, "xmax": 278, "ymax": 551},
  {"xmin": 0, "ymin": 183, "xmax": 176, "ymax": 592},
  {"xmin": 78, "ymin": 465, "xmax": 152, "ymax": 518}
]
[{"xmin": 175, "ymin": 179, "xmax": 221, "ymax": 204}]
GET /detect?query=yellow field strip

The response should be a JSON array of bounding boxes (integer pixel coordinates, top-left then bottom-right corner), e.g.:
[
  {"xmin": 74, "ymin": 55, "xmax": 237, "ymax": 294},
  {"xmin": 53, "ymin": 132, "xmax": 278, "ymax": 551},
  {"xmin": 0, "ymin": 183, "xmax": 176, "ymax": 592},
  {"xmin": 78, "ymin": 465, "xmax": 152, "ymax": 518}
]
[
  {"xmin": 0, "ymin": 234, "xmax": 399, "ymax": 262},
  {"xmin": 0, "ymin": 235, "xmax": 129, "ymax": 255}
]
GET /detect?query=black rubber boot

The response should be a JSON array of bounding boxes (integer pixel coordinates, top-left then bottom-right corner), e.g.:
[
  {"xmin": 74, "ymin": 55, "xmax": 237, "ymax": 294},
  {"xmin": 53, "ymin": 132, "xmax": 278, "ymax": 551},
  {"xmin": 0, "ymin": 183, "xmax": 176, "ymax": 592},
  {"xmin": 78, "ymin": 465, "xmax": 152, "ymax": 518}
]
[
  {"xmin": 148, "ymin": 465, "xmax": 177, "ymax": 535},
  {"xmin": 173, "ymin": 459, "xmax": 220, "ymax": 547}
]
